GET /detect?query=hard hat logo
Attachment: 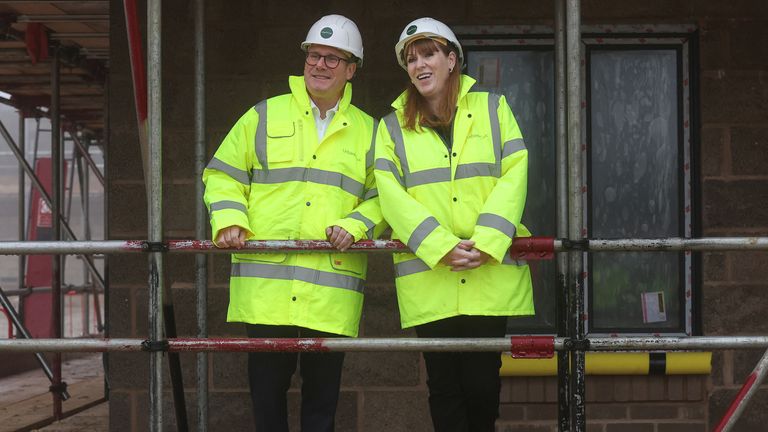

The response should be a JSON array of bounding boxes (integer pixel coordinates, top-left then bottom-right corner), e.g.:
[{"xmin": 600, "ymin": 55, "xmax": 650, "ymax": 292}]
[
  {"xmin": 395, "ymin": 17, "xmax": 464, "ymax": 71},
  {"xmin": 301, "ymin": 15, "xmax": 365, "ymax": 67}
]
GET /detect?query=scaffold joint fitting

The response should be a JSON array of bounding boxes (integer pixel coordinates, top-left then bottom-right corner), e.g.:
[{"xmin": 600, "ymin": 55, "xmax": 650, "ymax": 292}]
[
  {"xmin": 561, "ymin": 239, "xmax": 588, "ymax": 251},
  {"xmin": 510, "ymin": 336, "xmax": 555, "ymax": 358},
  {"xmin": 141, "ymin": 339, "xmax": 170, "ymax": 352},
  {"xmin": 564, "ymin": 338, "xmax": 590, "ymax": 351},
  {"xmin": 49, "ymin": 381, "xmax": 68, "ymax": 395},
  {"xmin": 143, "ymin": 241, "xmax": 168, "ymax": 252}
]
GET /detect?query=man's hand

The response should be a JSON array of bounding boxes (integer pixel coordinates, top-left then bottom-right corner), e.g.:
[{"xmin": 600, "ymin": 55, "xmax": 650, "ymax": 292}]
[
  {"xmin": 326, "ymin": 226, "xmax": 355, "ymax": 252},
  {"xmin": 215, "ymin": 225, "xmax": 247, "ymax": 249}
]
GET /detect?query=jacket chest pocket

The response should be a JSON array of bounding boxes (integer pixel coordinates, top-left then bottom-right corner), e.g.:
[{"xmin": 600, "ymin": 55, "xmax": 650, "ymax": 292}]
[{"xmin": 267, "ymin": 121, "xmax": 296, "ymax": 164}]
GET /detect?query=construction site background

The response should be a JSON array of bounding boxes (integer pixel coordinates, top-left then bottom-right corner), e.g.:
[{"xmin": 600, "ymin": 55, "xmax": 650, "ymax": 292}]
[{"xmin": 1, "ymin": 0, "xmax": 759, "ymax": 431}]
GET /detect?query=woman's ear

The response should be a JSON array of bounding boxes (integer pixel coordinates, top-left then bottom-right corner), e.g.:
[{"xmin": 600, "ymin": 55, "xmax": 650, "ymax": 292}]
[{"xmin": 448, "ymin": 51, "xmax": 457, "ymax": 72}]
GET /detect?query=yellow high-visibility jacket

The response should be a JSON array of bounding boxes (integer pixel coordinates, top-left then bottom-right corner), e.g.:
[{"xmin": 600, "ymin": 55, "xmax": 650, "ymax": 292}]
[
  {"xmin": 374, "ymin": 75, "xmax": 534, "ymax": 328},
  {"xmin": 203, "ymin": 76, "xmax": 384, "ymax": 337}
]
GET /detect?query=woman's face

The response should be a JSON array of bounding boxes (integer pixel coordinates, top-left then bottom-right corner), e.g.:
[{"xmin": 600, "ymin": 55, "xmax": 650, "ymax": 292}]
[{"xmin": 405, "ymin": 42, "xmax": 457, "ymax": 102}]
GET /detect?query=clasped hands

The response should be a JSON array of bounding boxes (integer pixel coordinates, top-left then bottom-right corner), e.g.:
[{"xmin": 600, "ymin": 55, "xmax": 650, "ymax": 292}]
[
  {"xmin": 214, "ymin": 225, "xmax": 354, "ymax": 251},
  {"xmin": 440, "ymin": 240, "xmax": 490, "ymax": 271}
]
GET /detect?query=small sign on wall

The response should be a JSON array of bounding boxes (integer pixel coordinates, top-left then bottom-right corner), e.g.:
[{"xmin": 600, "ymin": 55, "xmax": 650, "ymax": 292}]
[
  {"xmin": 641, "ymin": 291, "xmax": 667, "ymax": 323},
  {"xmin": 478, "ymin": 58, "xmax": 500, "ymax": 87}
]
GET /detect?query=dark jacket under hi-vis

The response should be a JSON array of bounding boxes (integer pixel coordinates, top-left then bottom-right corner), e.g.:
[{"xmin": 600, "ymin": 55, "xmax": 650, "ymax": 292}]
[{"xmin": 203, "ymin": 76, "xmax": 384, "ymax": 337}]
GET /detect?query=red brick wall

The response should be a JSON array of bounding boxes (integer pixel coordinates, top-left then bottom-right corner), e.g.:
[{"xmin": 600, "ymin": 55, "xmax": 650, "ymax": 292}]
[{"xmin": 108, "ymin": 0, "xmax": 768, "ymax": 430}]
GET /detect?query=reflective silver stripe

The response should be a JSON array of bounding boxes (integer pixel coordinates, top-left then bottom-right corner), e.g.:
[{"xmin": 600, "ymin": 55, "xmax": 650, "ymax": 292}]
[
  {"xmin": 364, "ymin": 188, "xmax": 378, "ymax": 199},
  {"xmin": 383, "ymin": 112, "xmax": 410, "ymax": 175},
  {"xmin": 206, "ymin": 157, "xmax": 250, "ymax": 185},
  {"xmin": 251, "ymin": 167, "xmax": 365, "ymax": 198},
  {"xmin": 231, "ymin": 263, "xmax": 364, "ymax": 293},
  {"xmin": 477, "ymin": 213, "xmax": 517, "ymax": 239},
  {"xmin": 488, "ymin": 93, "xmax": 502, "ymax": 164},
  {"xmin": 348, "ymin": 211, "xmax": 375, "ymax": 231},
  {"xmin": 375, "ymin": 158, "xmax": 405, "ymax": 187},
  {"xmin": 502, "ymin": 138, "xmax": 526, "ymax": 159},
  {"xmin": 502, "ymin": 254, "xmax": 527, "ymax": 266},
  {"xmin": 253, "ymin": 100, "xmax": 268, "ymax": 168},
  {"xmin": 408, "ymin": 216, "xmax": 440, "ymax": 253},
  {"xmin": 395, "ymin": 258, "xmax": 431, "ymax": 277},
  {"xmin": 406, "ymin": 167, "xmax": 451, "ymax": 188},
  {"xmin": 454, "ymin": 162, "xmax": 500, "ymax": 180},
  {"xmin": 210, "ymin": 200, "xmax": 247, "ymax": 214},
  {"xmin": 366, "ymin": 122, "xmax": 377, "ymax": 169}
]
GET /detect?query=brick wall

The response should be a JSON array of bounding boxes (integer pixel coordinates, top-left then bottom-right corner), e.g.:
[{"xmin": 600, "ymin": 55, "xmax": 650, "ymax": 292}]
[{"xmin": 108, "ymin": 0, "xmax": 768, "ymax": 430}]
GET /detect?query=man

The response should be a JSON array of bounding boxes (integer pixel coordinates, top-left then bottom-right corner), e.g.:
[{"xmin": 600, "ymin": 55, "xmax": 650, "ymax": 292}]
[{"xmin": 202, "ymin": 15, "xmax": 383, "ymax": 432}]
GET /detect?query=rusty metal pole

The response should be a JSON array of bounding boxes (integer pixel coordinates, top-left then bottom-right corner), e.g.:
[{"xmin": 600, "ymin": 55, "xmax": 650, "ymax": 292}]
[
  {"xmin": 193, "ymin": 0, "xmax": 209, "ymax": 430},
  {"xmin": 50, "ymin": 45, "xmax": 65, "ymax": 420},
  {"xmin": 554, "ymin": 0, "xmax": 570, "ymax": 429},
  {"xmin": 565, "ymin": 0, "xmax": 586, "ymax": 429}
]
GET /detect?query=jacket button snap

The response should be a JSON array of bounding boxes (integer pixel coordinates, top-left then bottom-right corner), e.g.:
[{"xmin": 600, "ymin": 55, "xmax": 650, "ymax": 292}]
[
  {"xmin": 312, "ymin": 155, "xmax": 317, "ymax": 159},
  {"xmin": 460, "ymin": 279, "xmax": 466, "ymax": 284},
  {"xmin": 452, "ymin": 152, "xmax": 457, "ymax": 157},
  {"xmin": 306, "ymin": 202, "xmax": 311, "ymax": 206},
  {"xmin": 292, "ymin": 296, "xmax": 297, "ymax": 301},
  {"xmin": 467, "ymin": 113, "xmax": 472, "ymax": 118},
  {"xmin": 343, "ymin": 122, "xmax": 347, "ymax": 126},
  {"xmin": 444, "ymin": 154, "xmax": 448, "ymax": 158},
  {"xmin": 305, "ymin": 111, "xmax": 309, "ymax": 115},
  {"xmin": 453, "ymin": 197, "xmax": 457, "ymax": 202}
]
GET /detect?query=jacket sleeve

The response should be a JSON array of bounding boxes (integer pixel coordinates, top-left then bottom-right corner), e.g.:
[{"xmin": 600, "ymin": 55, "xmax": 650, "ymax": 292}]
[
  {"xmin": 202, "ymin": 109, "xmax": 257, "ymax": 244},
  {"xmin": 332, "ymin": 120, "xmax": 389, "ymax": 241},
  {"xmin": 470, "ymin": 95, "xmax": 529, "ymax": 263},
  {"xmin": 374, "ymin": 116, "xmax": 460, "ymax": 268}
]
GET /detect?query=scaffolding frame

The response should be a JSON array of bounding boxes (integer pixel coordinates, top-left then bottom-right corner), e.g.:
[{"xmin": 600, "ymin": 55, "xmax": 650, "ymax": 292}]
[{"xmin": 0, "ymin": 1, "xmax": 765, "ymax": 432}]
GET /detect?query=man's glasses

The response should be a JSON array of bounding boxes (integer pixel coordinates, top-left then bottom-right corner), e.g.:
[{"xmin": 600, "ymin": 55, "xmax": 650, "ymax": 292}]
[{"xmin": 305, "ymin": 52, "xmax": 350, "ymax": 69}]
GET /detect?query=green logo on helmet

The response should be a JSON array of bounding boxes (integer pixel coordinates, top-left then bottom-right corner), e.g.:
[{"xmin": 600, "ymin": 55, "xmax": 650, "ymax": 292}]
[
  {"xmin": 320, "ymin": 27, "xmax": 333, "ymax": 39},
  {"xmin": 406, "ymin": 25, "xmax": 417, "ymax": 35}
]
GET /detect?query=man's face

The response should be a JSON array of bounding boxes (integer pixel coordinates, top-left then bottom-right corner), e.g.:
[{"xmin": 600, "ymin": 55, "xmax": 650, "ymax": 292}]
[{"xmin": 303, "ymin": 44, "xmax": 356, "ymax": 102}]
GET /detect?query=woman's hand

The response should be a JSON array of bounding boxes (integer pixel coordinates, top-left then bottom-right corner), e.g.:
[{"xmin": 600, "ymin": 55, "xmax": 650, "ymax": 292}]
[{"xmin": 441, "ymin": 240, "xmax": 491, "ymax": 271}]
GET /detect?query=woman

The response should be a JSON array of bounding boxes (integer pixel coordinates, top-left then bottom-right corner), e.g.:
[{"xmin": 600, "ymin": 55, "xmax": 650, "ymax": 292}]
[{"xmin": 374, "ymin": 17, "xmax": 534, "ymax": 431}]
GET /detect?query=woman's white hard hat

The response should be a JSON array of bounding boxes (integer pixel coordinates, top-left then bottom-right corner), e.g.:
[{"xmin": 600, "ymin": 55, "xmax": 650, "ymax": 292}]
[{"xmin": 395, "ymin": 17, "xmax": 463, "ymax": 70}]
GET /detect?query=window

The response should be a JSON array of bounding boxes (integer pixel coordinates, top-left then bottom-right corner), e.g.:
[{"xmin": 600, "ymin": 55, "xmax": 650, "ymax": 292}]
[{"xmin": 460, "ymin": 25, "xmax": 698, "ymax": 335}]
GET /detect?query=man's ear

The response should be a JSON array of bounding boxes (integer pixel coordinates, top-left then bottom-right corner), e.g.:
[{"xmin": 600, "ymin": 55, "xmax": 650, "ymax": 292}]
[{"xmin": 346, "ymin": 62, "xmax": 357, "ymax": 81}]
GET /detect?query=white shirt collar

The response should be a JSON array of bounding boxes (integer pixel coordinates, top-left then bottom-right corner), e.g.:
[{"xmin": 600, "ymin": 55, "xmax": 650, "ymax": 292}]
[{"xmin": 310, "ymin": 98, "xmax": 340, "ymax": 141}]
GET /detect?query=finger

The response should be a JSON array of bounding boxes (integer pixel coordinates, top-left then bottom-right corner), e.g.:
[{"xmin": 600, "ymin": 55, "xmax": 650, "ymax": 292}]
[
  {"xmin": 329, "ymin": 226, "xmax": 342, "ymax": 243},
  {"xmin": 326, "ymin": 226, "xmax": 333, "ymax": 240},
  {"xmin": 337, "ymin": 234, "xmax": 353, "ymax": 251},
  {"xmin": 237, "ymin": 230, "xmax": 247, "ymax": 248}
]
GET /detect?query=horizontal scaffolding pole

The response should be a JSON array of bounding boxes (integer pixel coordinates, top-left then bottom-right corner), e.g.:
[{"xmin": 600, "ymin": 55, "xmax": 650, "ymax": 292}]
[
  {"xmin": 1, "ymin": 237, "xmax": 768, "ymax": 256},
  {"xmin": 2, "ymin": 336, "xmax": 768, "ymax": 354}
]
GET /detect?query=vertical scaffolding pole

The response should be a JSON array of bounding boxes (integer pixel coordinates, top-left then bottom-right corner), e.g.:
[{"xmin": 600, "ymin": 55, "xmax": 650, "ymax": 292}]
[
  {"xmin": 566, "ymin": 0, "xmax": 586, "ymax": 430},
  {"xmin": 18, "ymin": 112, "xmax": 26, "ymax": 304},
  {"xmin": 554, "ymin": 0, "xmax": 570, "ymax": 430},
  {"xmin": 147, "ymin": 1, "xmax": 165, "ymax": 430},
  {"xmin": 50, "ymin": 46, "xmax": 64, "ymax": 420},
  {"xmin": 194, "ymin": 0, "xmax": 209, "ymax": 430}
]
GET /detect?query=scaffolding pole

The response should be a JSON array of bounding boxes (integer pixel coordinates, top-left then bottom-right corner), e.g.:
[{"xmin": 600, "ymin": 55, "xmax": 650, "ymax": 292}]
[
  {"xmin": 147, "ymin": 0, "xmax": 164, "ymax": 430},
  {"xmin": 193, "ymin": 0, "xmax": 208, "ymax": 430},
  {"xmin": 2, "ymin": 237, "xmax": 768, "ymax": 255},
  {"xmin": 17, "ymin": 111, "xmax": 26, "ymax": 305},
  {"xmin": 51, "ymin": 45, "xmax": 65, "ymax": 420},
  {"xmin": 2, "ymin": 336, "xmax": 768, "ymax": 353},
  {"xmin": 554, "ymin": 0, "xmax": 570, "ymax": 429},
  {"xmin": 566, "ymin": 0, "xmax": 586, "ymax": 430}
]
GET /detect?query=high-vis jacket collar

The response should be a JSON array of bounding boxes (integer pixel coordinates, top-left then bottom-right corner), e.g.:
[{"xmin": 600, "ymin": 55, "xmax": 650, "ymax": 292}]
[{"xmin": 290, "ymin": 75, "xmax": 353, "ymax": 114}]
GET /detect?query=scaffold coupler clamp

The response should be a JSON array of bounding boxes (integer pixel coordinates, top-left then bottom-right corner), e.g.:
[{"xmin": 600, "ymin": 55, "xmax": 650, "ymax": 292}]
[
  {"xmin": 142, "ymin": 339, "xmax": 170, "ymax": 353},
  {"xmin": 143, "ymin": 241, "xmax": 168, "ymax": 252},
  {"xmin": 510, "ymin": 336, "xmax": 555, "ymax": 358},
  {"xmin": 564, "ymin": 338, "xmax": 590, "ymax": 352},
  {"xmin": 561, "ymin": 238, "xmax": 588, "ymax": 251},
  {"xmin": 49, "ymin": 381, "xmax": 70, "ymax": 400}
]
